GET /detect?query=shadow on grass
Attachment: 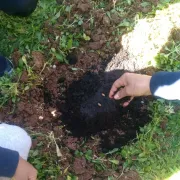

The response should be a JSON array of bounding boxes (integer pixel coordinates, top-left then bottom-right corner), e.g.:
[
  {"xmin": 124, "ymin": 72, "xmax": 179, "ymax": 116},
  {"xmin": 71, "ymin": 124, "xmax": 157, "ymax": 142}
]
[{"xmin": 155, "ymin": 28, "xmax": 180, "ymax": 71}]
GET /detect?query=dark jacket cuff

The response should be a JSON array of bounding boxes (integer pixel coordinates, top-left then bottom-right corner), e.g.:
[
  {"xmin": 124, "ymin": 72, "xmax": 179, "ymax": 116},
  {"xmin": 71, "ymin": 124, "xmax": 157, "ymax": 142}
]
[
  {"xmin": 0, "ymin": 147, "xmax": 19, "ymax": 177},
  {"xmin": 150, "ymin": 71, "xmax": 180, "ymax": 96}
]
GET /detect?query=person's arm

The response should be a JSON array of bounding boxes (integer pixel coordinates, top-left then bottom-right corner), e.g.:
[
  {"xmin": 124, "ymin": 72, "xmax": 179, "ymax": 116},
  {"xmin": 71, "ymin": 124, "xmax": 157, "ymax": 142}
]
[
  {"xmin": 150, "ymin": 71, "xmax": 180, "ymax": 100},
  {"xmin": 0, "ymin": 146, "xmax": 37, "ymax": 179},
  {"xmin": 109, "ymin": 71, "xmax": 180, "ymax": 107},
  {"xmin": 0, "ymin": 147, "xmax": 19, "ymax": 177}
]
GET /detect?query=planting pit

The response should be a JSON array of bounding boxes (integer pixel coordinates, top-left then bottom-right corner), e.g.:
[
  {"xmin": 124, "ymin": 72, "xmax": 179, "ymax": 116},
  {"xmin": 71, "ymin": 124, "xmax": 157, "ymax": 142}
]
[{"xmin": 59, "ymin": 68, "xmax": 150, "ymax": 150}]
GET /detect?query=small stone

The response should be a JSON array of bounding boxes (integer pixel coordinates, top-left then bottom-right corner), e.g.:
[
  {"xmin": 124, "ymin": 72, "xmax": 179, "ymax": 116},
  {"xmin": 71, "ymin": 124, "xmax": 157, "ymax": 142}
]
[
  {"xmin": 32, "ymin": 51, "xmax": 45, "ymax": 70},
  {"xmin": 89, "ymin": 42, "xmax": 102, "ymax": 50},
  {"xmin": 77, "ymin": 3, "xmax": 91, "ymax": 13},
  {"xmin": 53, "ymin": 65, "xmax": 56, "ymax": 69},
  {"xmin": 51, "ymin": 110, "xmax": 57, "ymax": 117},
  {"xmin": 103, "ymin": 15, "xmax": 110, "ymax": 26},
  {"xmin": 39, "ymin": 116, "xmax": 44, "ymax": 120},
  {"xmin": 102, "ymin": 93, "xmax": 105, "ymax": 97}
]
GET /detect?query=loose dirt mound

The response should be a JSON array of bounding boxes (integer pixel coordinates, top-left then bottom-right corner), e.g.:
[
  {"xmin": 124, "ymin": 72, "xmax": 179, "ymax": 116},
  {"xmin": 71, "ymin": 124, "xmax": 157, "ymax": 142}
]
[{"xmin": 1, "ymin": 51, "xmax": 150, "ymax": 179}]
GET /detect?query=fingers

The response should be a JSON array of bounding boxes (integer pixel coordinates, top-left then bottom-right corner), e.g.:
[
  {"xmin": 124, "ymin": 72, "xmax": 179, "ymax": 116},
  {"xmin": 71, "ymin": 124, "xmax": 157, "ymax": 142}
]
[
  {"xmin": 28, "ymin": 175, "xmax": 37, "ymax": 180},
  {"xmin": 123, "ymin": 96, "xmax": 134, "ymax": 107},
  {"xmin": 109, "ymin": 76, "xmax": 126, "ymax": 98},
  {"xmin": 28, "ymin": 169, "xmax": 37, "ymax": 180},
  {"xmin": 29, "ymin": 177, "xmax": 37, "ymax": 180},
  {"xmin": 113, "ymin": 88, "xmax": 128, "ymax": 100},
  {"xmin": 113, "ymin": 89, "xmax": 134, "ymax": 107}
]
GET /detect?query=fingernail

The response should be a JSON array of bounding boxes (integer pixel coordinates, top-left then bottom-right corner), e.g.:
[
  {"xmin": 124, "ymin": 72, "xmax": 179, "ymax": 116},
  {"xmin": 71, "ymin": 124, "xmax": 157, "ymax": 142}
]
[
  {"xmin": 123, "ymin": 102, "xmax": 129, "ymax": 107},
  {"xmin": 114, "ymin": 94, "xmax": 119, "ymax": 99}
]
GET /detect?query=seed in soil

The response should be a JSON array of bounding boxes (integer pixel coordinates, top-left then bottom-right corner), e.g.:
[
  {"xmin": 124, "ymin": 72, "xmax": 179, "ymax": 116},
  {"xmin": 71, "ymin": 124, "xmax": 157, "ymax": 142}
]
[
  {"xmin": 51, "ymin": 110, "xmax": 57, "ymax": 117},
  {"xmin": 98, "ymin": 103, "xmax": 102, "ymax": 107}
]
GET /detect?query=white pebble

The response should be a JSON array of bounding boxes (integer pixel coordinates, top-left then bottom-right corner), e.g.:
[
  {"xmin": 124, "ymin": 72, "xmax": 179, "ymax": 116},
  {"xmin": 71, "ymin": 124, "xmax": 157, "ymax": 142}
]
[
  {"xmin": 53, "ymin": 65, "xmax": 56, "ymax": 69},
  {"xmin": 39, "ymin": 116, "xmax": 44, "ymax": 120}
]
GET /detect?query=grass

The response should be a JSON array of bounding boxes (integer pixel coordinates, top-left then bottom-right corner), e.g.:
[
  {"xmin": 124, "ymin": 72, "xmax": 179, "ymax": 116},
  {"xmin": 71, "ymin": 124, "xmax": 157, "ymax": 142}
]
[
  {"xmin": 74, "ymin": 148, "xmax": 121, "ymax": 172},
  {"xmin": 121, "ymin": 100, "xmax": 180, "ymax": 180},
  {"xmin": 28, "ymin": 132, "xmax": 61, "ymax": 180},
  {"xmin": 155, "ymin": 40, "xmax": 180, "ymax": 71},
  {"xmin": 28, "ymin": 131, "xmax": 122, "ymax": 179},
  {"xmin": 0, "ymin": 74, "xmax": 19, "ymax": 107}
]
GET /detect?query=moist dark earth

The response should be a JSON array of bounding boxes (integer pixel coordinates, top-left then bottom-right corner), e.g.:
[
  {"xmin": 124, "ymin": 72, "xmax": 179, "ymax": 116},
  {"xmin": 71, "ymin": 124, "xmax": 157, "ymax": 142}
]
[
  {"xmin": 0, "ymin": 0, "xmax": 159, "ymax": 179},
  {"xmin": 3, "ymin": 52, "xmax": 149, "ymax": 180}
]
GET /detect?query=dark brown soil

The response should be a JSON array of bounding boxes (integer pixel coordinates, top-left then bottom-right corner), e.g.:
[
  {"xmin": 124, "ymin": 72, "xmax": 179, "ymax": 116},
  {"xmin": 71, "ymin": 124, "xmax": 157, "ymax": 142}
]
[
  {"xmin": 1, "ymin": 50, "xmax": 150, "ymax": 180},
  {"xmin": 0, "ymin": 0, "xmax": 158, "ymax": 179}
]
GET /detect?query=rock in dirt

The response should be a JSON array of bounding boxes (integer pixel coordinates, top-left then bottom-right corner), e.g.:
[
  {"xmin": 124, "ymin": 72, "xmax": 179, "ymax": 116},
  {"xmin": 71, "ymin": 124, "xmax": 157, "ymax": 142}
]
[
  {"xmin": 89, "ymin": 42, "xmax": 103, "ymax": 50},
  {"xmin": 141, "ymin": 6, "xmax": 152, "ymax": 13},
  {"xmin": 0, "ymin": 112, "xmax": 5, "ymax": 120},
  {"xmin": 20, "ymin": 71, "xmax": 28, "ymax": 83},
  {"xmin": 82, "ymin": 22, "xmax": 90, "ymax": 30},
  {"xmin": 91, "ymin": 34, "xmax": 101, "ymax": 42},
  {"xmin": 24, "ymin": 104, "xmax": 34, "ymax": 115},
  {"xmin": 78, "ymin": 171, "xmax": 93, "ymax": 180},
  {"xmin": 119, "ymin": 170, "xmax": 140, "ymax": 180},
  {"xmin": 103, "ymin": 15, "xmax": 111, "ymax": 26},
  {"xmin": 32, "ymin": 51, "xmax": 45, "ymax": 70},
  {"xmin": 172, "ymin": 29, "xmax": 180, "ymax": 42},
  {"xmin": 77, "ymin": 2, "xmax": 91, "ymax": 13},
  {"xmin": 31, "ymin": 139, "xmax": 38, "ymax": 149},
  {"xmin": 111, "ymin": 12, "xmax": 121, "ymax": 24},
  {"xmin": 17, "ymin": 102, "xmax": 26, "ymax": 112},
  {"xmin": 26, "ymin": 114, "xmax": 39, "ymax": 127},
  {"xmin": 64, "ymin": 137, "xmax": 78, "ymax": 150},
  {"xmin": 11, "ymin": 51, "xmax": 22, "ymax": 68},
  {"xmin": 56, "ymin": 0, "xmax": 63, "ymax": 4},
  {"xmin": 93, "ymin": 9, "xmax": 104, "ymax": 22},
  {"xmin": 91, "ymin": 34, "xmax": 106, "ymax": 43},
  {"xmin": 73, "ymin": 158, "xmax": 86, "ymax": 175}
]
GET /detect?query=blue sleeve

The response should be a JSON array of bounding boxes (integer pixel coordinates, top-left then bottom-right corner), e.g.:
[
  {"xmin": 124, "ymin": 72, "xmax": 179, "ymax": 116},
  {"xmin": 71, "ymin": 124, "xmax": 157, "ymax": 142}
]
[
  {"xmin": 0, "ymin": 0, "xmax": 38, "ymax": 16},
  {"xmin": 0, "ymin": 147, "xmax": 19, "ymax": 177},
  {"xmin": 150, "ymin": 71, "xmax": 180, "ymax": 100}
]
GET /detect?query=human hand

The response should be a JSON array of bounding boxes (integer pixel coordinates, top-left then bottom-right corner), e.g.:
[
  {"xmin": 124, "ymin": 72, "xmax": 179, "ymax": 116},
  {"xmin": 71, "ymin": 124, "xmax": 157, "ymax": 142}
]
[
  {"xmin": 109, "ymin": 72, "xmax": 152, "ymax": 107},
  {"xmin": 13, "ymin": 157, "xmax": 37, "ymax": 180}
]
